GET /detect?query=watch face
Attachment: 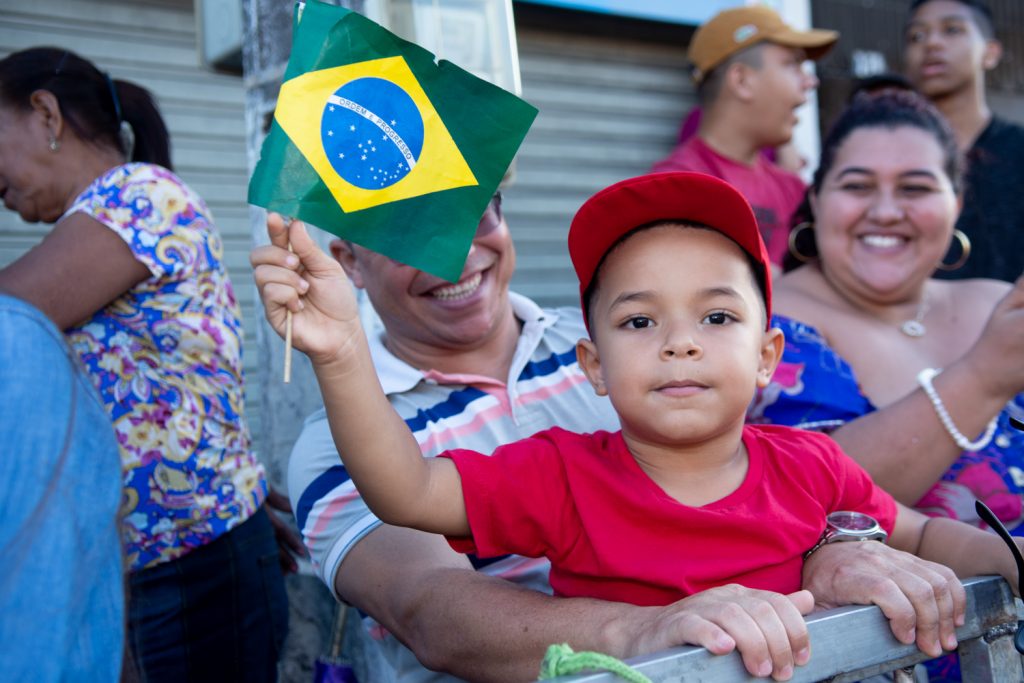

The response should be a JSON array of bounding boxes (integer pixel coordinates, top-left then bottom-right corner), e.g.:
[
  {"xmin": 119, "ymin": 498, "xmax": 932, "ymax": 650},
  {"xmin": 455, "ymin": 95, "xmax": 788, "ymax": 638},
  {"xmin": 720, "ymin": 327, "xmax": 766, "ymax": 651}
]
[{"xmin": 828, "ymin": 511, "xmax": 878, "ymax": 532}]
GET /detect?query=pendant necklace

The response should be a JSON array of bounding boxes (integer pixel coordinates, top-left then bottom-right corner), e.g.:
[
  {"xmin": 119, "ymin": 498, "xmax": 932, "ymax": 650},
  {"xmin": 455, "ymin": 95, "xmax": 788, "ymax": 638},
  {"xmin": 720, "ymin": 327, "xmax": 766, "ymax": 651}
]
[{"xmin": 900, "ymin": 294, "xmax": 930, "ymax": 338}]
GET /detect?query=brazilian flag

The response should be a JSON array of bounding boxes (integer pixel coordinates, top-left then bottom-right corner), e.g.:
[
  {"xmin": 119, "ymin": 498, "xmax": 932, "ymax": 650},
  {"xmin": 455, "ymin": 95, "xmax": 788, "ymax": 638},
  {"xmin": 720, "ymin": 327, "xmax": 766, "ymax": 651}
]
[{"xmin": 248, "ymin": 0, "xmax": 538, "ymax": 281}]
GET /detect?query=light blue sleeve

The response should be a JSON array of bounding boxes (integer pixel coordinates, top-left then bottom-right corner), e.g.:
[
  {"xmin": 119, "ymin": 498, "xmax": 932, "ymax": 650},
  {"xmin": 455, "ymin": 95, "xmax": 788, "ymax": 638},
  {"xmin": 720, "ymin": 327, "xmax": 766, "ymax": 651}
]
[{"xmin": 0, "ymin": 295, "xmax": 125, "ymax": 683}]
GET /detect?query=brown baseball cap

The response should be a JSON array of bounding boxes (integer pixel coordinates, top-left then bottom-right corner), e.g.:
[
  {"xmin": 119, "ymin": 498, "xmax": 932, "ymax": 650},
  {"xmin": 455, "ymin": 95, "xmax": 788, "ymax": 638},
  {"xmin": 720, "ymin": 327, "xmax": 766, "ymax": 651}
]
[{"xmin": 689, "ymin": 6, "xmax": 838, "ymax": 84}]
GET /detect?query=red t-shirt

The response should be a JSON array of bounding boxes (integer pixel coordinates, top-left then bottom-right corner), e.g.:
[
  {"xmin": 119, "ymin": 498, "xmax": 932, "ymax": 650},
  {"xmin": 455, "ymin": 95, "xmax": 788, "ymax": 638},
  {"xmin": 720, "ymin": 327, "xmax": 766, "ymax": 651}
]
[
  {"xmin": 445, "ymin": 425, "xmax": 896, "ymax": 607},
  {"xmin": 651, "ymin": 137, "xmax": 806, "ymax": 266}
]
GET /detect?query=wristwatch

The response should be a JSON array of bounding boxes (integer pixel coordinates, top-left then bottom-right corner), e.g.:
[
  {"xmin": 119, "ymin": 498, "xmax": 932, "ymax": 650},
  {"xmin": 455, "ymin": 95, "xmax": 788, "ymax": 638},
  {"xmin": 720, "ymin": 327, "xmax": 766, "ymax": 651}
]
[{"xmin": 804, "ymin": 511, "xmax": 888, "ymax": 560}]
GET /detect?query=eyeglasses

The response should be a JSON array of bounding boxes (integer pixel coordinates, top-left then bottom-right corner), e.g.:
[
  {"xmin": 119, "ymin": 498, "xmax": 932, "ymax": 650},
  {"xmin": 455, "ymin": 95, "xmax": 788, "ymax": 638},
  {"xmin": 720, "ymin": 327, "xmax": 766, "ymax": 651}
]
[
  {"xmin": 974, "ymin": 499, "xmax": 1024, "ymax": 654},
  {"xmin": 475, "ymin": 191, "xmax": 504, "ymax": 237}
]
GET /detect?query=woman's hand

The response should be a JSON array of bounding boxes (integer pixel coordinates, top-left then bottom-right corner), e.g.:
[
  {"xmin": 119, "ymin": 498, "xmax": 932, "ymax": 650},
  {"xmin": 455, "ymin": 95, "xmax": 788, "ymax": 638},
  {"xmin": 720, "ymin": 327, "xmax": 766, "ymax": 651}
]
[
  {"xmin": 962, "ymin": 274, "xmax": 1024, "ymax": 398},
  {"xmin": 250, "ymin": 213, "xmax": 362, "ymax": 367}
]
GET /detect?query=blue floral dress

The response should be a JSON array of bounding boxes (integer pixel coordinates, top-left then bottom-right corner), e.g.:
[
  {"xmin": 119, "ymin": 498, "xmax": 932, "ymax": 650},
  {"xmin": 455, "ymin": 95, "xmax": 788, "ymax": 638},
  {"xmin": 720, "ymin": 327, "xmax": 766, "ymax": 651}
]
[
  {"xmin": 750, "ymin": 314, "xmax": 1024, "ymax": 683},
  {"xmin": 64, "ymin": 163, "xmax": 267, "ymax": 571},
  {"xmin": 751, "ymin": 314, "xmax": 1024, "ymax": 532}
]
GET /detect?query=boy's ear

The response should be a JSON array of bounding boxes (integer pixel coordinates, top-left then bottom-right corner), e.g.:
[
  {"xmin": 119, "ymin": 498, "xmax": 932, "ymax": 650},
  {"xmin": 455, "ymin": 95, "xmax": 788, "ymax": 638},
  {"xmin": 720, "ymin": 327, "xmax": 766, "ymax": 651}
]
[
  {"xmin": 576, "ymin": 338, "xmax": 608, "ymax": 397},
  {"xmin": 982, "ymin": 39, "xmax": 1003, "ymax": 71},
  {"xmin": 756, "ymin": 327, "xmax": 785, "ymax": 388}
]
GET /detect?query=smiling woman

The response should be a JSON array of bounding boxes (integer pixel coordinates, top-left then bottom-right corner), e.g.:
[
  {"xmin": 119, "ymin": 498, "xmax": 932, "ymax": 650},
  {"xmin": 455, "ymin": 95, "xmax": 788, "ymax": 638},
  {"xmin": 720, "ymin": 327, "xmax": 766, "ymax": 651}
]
[{"xmin": 750, "ymin": 89, "xmax": 1024, "ymax": 538}]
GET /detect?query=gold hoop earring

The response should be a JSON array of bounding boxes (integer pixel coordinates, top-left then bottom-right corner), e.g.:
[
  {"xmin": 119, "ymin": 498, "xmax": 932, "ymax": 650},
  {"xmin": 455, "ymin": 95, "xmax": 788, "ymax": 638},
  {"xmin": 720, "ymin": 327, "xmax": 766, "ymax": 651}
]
[
  {"xmin": 936, "ymin": 229, "xmax": 971, "ymax": 271},
  {"xmin": 788, "ymin": 222, "xmax": 816, "ymax": 263},
  {"xmin": 48, "ymin": 135, "xmax": 60, "ymax": 152}
]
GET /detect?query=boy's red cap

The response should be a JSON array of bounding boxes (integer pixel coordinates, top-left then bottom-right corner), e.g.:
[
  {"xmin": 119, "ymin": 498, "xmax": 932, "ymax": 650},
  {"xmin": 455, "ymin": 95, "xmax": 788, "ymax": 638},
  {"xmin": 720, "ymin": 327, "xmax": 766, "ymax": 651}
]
[{"xmin": 568, "ymin": 171, "xmax": 772, "ymax": 329}]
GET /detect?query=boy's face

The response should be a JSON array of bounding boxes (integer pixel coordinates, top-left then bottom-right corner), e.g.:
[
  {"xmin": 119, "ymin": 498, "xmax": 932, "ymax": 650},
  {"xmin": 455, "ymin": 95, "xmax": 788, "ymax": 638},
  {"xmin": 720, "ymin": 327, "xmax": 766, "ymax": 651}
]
[
  {"xmin": 577, "ymin": 225, "xmax": 782, "ymax": 450},
  {"xmin": 904, "ymin": 0, "xmax": 1000, "ymax": 99},
  {"xmin": 743, "ymin": 43, "xmax": 818, "ymax": 148}
]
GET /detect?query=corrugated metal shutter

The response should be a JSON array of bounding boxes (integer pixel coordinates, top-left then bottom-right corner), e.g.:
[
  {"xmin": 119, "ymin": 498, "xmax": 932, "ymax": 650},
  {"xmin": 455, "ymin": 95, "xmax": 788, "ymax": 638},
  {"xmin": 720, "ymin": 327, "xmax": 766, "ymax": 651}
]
[
  {"xmin": 0, "ymin": 0, "xmax": 262, "ymax": 442},
  {"xmin": 506, "ymin": 24, "xmax": 692, "ymax": 308}
]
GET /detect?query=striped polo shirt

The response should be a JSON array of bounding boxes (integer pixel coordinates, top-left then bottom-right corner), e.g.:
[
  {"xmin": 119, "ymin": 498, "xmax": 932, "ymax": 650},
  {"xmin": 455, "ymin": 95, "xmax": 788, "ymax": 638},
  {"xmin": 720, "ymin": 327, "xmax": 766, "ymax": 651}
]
[{"xmin": 288, "ymin": 293, "xmax": 619, "ymax": 682}]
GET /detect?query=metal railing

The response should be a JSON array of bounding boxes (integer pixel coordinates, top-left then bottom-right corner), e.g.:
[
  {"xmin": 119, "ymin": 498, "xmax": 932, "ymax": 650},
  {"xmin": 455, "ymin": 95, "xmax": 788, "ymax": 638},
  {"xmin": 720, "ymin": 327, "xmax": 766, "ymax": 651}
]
[{"xmin": 547, "ymin": 576, "xmax": 1022, "ymax": 683}]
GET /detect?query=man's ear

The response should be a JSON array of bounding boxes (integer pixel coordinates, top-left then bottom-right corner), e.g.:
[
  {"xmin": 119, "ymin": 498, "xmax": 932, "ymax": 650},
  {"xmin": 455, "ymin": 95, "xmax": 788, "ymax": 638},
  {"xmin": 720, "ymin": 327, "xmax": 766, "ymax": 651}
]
[
  {"xmin": 727, "ymin": 61, "xmax": 758, "ymax": 102},
  {"xmin": 756, "ymin": 327, "xmax": 785, "ymax": 388},
  {"xmin": 329, "ymin": 239, "xmax": 365, "ymax": 288},
  {"xmin": 982, "ymin": 39, "xmax": 1003, "ymax": 71},
  {"xmin": 576, "ymin": 338, "xmax": 607, "ymax": 397}
]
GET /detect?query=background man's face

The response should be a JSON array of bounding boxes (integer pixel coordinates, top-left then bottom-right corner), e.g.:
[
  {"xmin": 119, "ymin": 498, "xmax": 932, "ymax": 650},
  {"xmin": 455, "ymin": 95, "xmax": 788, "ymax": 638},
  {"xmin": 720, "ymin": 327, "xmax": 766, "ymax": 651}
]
[{"xmin": 904, "ymin": 0, "xmax": 996, "ymax": 98}]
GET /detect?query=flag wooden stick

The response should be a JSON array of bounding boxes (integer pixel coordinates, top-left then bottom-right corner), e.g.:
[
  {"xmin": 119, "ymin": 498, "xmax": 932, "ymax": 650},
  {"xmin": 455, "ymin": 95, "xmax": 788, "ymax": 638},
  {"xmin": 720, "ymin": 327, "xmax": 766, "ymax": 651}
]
[{"xmin": 284, "ymin": 240, "xmax": 294, "ymax": 384}]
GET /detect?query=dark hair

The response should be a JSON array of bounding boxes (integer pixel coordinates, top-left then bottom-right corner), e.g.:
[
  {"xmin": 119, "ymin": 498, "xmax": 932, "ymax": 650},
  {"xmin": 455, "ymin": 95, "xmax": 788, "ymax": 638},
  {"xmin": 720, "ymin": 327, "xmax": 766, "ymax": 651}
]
[
  {"xmin": 848, "ymin": 72, "xmax": 915, "ymax": 102},
  {"xmin": 786, "ymin": 90, "xmax": 962, "ymax": 269},
  {"xmin": 0, "ymin": 47, "xmax": 172, "ymax": 169},
  {"xmin": 908, "ymin": 0, "xmax": 995, "ymax": 40},
  {"xmin": 782, "ymin": 191, "xmax": 815, "ymax": 273}
]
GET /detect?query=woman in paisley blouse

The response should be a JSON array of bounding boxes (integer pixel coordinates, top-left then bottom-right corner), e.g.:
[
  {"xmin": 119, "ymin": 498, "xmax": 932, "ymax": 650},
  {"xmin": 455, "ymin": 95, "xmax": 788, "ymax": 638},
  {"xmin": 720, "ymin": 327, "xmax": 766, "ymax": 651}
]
[{"xmin": 0, "ymin": 47, "xmax": 287, "ymax": 682}]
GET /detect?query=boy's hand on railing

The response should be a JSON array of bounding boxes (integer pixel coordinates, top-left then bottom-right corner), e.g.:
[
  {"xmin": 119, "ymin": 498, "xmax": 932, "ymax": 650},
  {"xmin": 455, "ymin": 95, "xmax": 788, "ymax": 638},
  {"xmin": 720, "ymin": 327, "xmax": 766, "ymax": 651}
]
[
  {"xmin": 623, "ymin": 584, "xmax": 812, "ymax": 681},
  {"xmin": 251, "ymin": 213, "xmax": 363, "ymax": 367},
  {"xmin": 802, "ymin": 541, "xmax": 965, "ymax": 658}
]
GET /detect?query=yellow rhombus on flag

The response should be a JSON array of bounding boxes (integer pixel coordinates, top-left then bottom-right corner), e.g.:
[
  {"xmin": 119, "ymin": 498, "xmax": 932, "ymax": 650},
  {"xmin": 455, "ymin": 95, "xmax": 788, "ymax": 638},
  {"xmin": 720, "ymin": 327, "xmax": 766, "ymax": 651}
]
[{"xmin": 275, "ymin": 56, "xmax": 478, "ymax": 213}]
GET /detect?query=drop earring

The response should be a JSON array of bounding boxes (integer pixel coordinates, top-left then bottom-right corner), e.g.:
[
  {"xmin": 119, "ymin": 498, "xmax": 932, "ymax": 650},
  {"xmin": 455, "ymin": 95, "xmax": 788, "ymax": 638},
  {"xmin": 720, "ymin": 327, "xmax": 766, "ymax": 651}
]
[{"xmin": 48, "ymin": 135, "xmax": 60, "ymax": 152}]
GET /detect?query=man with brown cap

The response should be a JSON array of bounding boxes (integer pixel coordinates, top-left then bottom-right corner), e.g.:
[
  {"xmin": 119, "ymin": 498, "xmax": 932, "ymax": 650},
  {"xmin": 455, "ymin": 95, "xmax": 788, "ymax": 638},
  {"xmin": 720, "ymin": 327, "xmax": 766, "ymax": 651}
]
[{"xmin": 652, "ymin": 6, "xmax": 837, "ymax": 267}]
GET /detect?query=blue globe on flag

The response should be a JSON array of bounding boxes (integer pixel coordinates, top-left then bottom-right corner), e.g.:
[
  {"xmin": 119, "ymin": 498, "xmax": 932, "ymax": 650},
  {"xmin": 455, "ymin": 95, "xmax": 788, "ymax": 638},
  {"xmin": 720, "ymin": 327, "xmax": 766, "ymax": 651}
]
[{"xmin": 321, "ymin": 77, "xmax": 425, "ymax": 190}]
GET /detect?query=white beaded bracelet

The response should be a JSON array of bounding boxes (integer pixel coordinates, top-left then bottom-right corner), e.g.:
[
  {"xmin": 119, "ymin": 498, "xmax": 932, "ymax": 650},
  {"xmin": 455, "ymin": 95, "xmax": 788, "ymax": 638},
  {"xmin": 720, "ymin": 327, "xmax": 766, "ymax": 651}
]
[{"xmin": 916, "ymin": 367, "xmax": 998, "ymax": 452}]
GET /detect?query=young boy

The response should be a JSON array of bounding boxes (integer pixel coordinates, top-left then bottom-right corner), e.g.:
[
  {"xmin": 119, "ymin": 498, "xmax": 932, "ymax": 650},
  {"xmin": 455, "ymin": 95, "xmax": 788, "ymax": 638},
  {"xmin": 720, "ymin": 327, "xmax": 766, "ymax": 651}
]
[{"xmin": 256, "ymin": 172, "xmax": 1021, "ymax": 668}]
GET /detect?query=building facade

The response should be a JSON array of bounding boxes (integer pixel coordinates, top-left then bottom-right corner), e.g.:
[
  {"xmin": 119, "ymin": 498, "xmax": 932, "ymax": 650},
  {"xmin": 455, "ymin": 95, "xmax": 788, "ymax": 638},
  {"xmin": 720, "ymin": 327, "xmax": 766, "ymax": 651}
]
[{"xmin": 3, "ymin": 0, "xmax": 1024, "ymax": 679}]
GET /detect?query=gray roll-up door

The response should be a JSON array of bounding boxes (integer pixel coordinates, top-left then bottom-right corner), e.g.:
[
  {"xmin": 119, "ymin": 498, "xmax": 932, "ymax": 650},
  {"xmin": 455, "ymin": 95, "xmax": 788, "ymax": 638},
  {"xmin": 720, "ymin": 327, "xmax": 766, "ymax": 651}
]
[{"xmin": 506, "ymin": 22, "xmax": 692, "ymax": 308}]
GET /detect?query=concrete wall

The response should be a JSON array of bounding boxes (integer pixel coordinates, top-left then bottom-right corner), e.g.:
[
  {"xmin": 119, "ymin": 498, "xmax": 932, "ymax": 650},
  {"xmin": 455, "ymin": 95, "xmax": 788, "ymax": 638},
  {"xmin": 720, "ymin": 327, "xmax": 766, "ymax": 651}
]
[{"xmin": 241, "ymin": 0, "xmax": 364, "ymax": 679}]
